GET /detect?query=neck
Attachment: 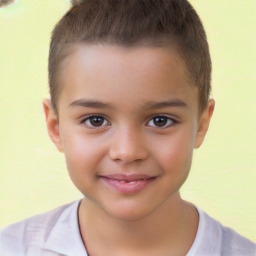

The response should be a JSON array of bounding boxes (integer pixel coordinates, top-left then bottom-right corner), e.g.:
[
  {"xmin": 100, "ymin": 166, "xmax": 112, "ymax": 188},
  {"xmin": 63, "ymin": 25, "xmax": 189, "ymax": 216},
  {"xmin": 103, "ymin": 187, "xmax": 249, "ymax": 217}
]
[{"xmin": 78, "ymin": 194, "xmax": 199, "ymax": 256}]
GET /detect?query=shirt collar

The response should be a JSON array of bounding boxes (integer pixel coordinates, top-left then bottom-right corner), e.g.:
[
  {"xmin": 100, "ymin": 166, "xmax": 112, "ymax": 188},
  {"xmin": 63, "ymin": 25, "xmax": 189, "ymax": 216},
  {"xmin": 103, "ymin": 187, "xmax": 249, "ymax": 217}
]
[{"xmin": 44, "ymin": 200, "xmax": 88, "ymax": 256}]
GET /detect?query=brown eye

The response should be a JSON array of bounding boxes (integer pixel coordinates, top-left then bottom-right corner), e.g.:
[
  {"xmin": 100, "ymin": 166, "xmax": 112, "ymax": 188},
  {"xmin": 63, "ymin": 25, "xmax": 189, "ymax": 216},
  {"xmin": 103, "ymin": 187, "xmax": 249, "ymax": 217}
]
[
  {"xmin": 83, "ymin": 115, "xmax": 110, "ymax": 128},
  {"xmin": 147, "ymin": 116, "xmax": 175, "ymax": 128},
  {"xmin": 89, "ymin": 116, "xmax": 104, "ymax": 127},
  {"xmin": 153, "ymin": 117, "xmax": 168, "ymax": 127}
]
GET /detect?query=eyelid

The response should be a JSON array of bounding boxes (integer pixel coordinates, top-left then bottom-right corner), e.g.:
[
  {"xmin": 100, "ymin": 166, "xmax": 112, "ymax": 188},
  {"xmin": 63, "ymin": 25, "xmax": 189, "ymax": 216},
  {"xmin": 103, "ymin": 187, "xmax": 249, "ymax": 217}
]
[
  {"xmin": 79, "ymin": 113, "xmax": 178, "ymax": 129},
  {"xmin": 145, "ymin": 114, "xmax": 178, "ymax": 128},
  {"xmin": 80, "ymin": 114, "xmax": 111, "ymax": 128}
]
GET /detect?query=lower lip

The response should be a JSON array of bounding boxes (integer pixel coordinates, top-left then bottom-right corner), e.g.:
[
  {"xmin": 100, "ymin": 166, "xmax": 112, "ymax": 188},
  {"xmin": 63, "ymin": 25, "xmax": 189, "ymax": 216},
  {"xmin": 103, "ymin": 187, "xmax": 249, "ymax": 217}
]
[{"xmin": 100, "ymin": 177, "xmax": 155, "ymax": 194}]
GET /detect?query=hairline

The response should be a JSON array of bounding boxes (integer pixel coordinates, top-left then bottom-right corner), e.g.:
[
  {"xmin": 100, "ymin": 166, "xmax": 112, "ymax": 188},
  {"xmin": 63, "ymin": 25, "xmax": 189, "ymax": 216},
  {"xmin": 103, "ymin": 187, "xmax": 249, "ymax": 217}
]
[{"xmin": 52, "ymin": 39, "xmax": 199, "ymax": 114}]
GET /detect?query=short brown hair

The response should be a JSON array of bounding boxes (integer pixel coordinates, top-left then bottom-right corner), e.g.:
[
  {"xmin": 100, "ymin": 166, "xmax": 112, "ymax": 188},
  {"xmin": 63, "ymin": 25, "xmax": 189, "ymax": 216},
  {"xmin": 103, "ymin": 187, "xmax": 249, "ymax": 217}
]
[{"xmin": 49, "ymin": 0, "xmax": 211, "ymax": 112}]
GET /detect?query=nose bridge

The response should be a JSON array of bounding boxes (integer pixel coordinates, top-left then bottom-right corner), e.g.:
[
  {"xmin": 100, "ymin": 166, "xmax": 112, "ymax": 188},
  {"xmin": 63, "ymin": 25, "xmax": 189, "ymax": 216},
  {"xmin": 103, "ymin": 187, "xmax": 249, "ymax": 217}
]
[{"xmin": 109, "ymin": 124, "xmax": 148, "ymax": 163}]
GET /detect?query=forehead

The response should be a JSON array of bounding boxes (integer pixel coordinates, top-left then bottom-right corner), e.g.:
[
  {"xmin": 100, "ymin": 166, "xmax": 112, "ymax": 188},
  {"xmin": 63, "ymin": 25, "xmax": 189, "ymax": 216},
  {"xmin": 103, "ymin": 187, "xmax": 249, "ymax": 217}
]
[{"xmin": 58, "ymin": 44, "xmax": 198, "ymax": 112}]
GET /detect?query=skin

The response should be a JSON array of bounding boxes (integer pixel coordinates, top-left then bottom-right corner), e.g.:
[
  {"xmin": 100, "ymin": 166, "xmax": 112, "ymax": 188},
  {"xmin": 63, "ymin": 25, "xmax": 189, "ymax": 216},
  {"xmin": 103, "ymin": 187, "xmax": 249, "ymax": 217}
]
[{"xmin": 43, "ymin": 44, "xmax": 215, "ymax": 255}]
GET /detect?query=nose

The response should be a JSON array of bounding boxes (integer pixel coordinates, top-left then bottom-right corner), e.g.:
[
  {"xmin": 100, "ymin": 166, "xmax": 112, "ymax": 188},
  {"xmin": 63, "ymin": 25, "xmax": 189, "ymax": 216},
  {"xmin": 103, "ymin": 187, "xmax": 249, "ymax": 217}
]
[{"xmin": 109, "ymin": 127, "xmax": 148, "ymax": 163}]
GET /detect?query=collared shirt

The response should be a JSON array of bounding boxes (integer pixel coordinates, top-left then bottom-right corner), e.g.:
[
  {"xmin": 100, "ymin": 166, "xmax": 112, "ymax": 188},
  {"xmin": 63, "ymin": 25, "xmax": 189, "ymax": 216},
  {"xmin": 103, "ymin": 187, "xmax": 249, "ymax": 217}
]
[{"xmin": 1, "ymin": 199, "xmax": 256, "ymax": 256}]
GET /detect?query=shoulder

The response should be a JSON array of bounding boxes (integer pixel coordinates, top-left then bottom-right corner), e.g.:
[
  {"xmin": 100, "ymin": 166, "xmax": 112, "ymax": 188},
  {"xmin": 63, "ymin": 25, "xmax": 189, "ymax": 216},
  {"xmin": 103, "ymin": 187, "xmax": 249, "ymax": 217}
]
[
  {"xmin": 197, "ymin": 208, "xmax": 256, "ymax": 256},
  {"xmin": 0, "ymin": 200, "xmax": 80, "ymax": 256},
  {"xmin": 220, "ymin": 224, "xmax": 256, "ymax": 256}
]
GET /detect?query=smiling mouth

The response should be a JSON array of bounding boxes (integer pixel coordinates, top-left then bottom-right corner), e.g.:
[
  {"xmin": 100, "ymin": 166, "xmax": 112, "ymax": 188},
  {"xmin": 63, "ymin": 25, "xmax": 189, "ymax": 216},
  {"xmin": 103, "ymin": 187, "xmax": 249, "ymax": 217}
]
[
  {"xmin": 99, "ymin": 174, "xmax": 156, "ymax": 193},
  {"xmin": 112, "ymin": 179, "xmax": 149, "ymax": 184}
]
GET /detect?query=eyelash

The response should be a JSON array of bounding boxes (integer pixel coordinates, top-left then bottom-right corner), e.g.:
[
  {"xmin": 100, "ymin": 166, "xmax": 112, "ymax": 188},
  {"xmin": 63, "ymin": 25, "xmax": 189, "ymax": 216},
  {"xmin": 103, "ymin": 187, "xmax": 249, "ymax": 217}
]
[
  {"xmin": 146, "ymin": 115, "xmax": 177, "ymax": 129},
  {"xmin": 80, "ymin": 114, "xmax": 110, "ymax": 129},
  {"xmin": 80, "ymin": 114, "xmax": 177, "ymax": 129}
]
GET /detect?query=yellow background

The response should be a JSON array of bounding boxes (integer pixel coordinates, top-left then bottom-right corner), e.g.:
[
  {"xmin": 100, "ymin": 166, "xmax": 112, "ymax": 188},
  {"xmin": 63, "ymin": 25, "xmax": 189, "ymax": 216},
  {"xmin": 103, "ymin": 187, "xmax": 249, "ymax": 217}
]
[{"xmin": 0, "ymin": 0, "xmax": 255, "ymax": 242}]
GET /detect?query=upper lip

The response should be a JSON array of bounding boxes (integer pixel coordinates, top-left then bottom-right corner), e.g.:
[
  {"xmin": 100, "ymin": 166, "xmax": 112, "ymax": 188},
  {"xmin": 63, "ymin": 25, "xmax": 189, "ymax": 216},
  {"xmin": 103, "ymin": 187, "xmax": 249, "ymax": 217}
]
[{"xmin": 100, "ymin": 174, "xmax": 155, "ymax": 182}]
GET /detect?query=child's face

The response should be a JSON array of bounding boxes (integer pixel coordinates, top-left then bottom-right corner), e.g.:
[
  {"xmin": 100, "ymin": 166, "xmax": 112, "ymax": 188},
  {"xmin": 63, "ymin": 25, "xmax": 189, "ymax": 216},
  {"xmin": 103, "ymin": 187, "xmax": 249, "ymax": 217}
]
[{"xmin": 44, "ymin": 44, "xmax": 214, "ymax": 220}]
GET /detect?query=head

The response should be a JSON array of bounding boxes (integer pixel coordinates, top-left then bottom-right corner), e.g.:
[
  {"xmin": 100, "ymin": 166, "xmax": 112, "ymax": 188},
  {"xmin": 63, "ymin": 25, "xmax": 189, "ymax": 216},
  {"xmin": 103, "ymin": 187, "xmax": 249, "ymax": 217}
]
[
  {"xmin": 49, "ymin": 0, "xmax": 211, "ymax": 114},
  {"xmin": 43, "ymin": 0, "xmax": 214, "ymax": 220}
]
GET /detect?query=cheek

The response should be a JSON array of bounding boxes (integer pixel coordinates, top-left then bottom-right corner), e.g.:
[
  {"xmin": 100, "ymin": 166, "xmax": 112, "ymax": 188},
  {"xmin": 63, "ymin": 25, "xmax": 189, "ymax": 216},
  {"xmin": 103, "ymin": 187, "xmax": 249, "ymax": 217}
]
[
  {"xmin": 156, "ymin": 129, "xmax": 195, "ymax": 175},
  {"xmin": 60, "ymin": 128, "xmax": 105, "ymax": 178},
  {"xmin": 61, "ymin": 136, "xmax": 103, "ymax": 195}
]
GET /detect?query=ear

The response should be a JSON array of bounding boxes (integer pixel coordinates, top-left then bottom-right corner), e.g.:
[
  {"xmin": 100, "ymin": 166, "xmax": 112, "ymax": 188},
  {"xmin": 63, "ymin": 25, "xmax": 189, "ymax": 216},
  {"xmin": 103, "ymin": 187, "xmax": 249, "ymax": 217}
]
[
  {"xmin": 42, "ymin": 98, "xmax": 63, "ymax": 152},
  {"xmin": 194, "ymin": 99, "xmax": 215, "ymax": 149}
]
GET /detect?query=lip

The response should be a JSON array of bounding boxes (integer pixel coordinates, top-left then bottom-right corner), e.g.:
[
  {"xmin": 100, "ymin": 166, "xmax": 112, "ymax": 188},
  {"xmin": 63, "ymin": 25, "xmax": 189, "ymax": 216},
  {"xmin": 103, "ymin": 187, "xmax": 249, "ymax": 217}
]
[{"xmin": 99, "ymin": 174, "xmax": 156, "ymax": 194}]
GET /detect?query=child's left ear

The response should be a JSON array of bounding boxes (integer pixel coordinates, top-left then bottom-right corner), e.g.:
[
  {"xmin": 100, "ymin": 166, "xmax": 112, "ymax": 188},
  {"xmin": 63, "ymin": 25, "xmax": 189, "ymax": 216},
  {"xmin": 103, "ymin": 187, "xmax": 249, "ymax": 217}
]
[{"xmin": 194, "ymin": 99, "xmax": 215, "ymax": 149}]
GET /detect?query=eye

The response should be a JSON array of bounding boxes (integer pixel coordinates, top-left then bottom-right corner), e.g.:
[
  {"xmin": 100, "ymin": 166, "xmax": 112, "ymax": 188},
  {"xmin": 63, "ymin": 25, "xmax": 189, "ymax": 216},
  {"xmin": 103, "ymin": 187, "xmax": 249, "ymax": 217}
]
[
  {"xmin": 82, "ymin": 115, "xmax": 110, "ymax": 128},
  {"xmin": 146, "ymin": 116, "xmax": 176, "ymax": 128}
]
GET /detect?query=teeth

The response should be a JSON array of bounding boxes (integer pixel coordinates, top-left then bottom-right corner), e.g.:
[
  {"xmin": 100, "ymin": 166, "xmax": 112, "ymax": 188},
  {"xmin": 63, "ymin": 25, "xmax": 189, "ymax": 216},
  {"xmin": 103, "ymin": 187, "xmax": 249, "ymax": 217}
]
[{"xmin": 118, "ymin": 180, "xmax": 138, "ymax": 184}]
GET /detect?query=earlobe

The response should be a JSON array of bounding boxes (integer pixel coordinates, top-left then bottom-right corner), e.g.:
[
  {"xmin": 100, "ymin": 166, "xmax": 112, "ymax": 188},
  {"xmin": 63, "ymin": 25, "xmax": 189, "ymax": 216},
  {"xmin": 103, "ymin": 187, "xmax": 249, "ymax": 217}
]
[
  {"xmin": 194, "ymin": 99, "xmax": 215, "ymax": 149},
  {"xmin": 42, "ymin": 98, "xmax": 63, "ymax": 152}
]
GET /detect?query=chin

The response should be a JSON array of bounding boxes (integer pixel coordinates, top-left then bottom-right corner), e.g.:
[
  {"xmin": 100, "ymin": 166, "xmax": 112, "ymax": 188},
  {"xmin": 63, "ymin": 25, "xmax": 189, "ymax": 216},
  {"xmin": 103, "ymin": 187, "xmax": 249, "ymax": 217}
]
[{"xmin": 101, "ymin": 201, "xmax": 156, "ymax": 222}]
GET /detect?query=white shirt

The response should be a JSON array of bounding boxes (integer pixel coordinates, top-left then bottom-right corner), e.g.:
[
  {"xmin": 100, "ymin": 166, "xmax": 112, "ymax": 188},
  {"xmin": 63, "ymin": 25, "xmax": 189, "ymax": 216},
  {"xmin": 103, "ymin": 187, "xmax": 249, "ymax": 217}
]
[{"xmin": 0, "ymin": 200, "xmax": 255, "ymax": 256}]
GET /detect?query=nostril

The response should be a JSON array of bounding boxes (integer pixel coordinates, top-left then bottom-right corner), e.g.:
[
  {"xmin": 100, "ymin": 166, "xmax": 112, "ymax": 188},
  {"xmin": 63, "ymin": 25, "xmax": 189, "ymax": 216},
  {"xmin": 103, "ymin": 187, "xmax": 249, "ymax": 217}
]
[
  {"xmin": 109, "ymin": 148, "xmax": 148, "ymax": 163},
  {"xmin": 109, "ymin": 130, "xmax": 148, "ymax": 163}
]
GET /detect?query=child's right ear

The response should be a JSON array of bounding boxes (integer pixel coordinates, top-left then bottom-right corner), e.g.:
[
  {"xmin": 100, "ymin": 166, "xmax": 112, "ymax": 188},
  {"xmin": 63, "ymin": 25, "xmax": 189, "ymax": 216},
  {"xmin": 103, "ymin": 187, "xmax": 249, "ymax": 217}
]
[{"xmin": 42, "ymin": 98, "xmax": 63, "ymax": 152}]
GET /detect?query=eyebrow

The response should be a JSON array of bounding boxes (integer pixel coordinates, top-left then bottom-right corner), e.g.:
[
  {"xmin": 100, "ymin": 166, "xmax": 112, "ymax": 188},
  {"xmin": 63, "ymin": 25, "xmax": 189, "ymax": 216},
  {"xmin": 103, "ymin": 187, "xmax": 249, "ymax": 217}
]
[
  {"xmin": 69, "ymin": 98, "xmax": 188, "ymax": 110},
  {"xmin": 143, "ymin": 99, "xmax": 188, "ymax": 110},
  {"xmin": 69, "ymin": 99, "xmax": 114, "ymax": 109}
]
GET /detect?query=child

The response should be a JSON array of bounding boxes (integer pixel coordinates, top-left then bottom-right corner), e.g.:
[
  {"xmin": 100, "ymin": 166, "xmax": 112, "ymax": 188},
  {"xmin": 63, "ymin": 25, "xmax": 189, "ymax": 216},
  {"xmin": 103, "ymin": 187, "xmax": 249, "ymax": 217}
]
[{"xmin": 1, "ymin": 0, "xmax": 255, "ymax": 255}]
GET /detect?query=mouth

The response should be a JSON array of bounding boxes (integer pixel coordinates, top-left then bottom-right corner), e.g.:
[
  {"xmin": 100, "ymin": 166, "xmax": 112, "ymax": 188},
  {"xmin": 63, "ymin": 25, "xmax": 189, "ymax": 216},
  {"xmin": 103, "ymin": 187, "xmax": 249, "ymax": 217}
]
[{"xmin": 99, "ymin": 174, "xmax": 156, "ymax": 194}]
